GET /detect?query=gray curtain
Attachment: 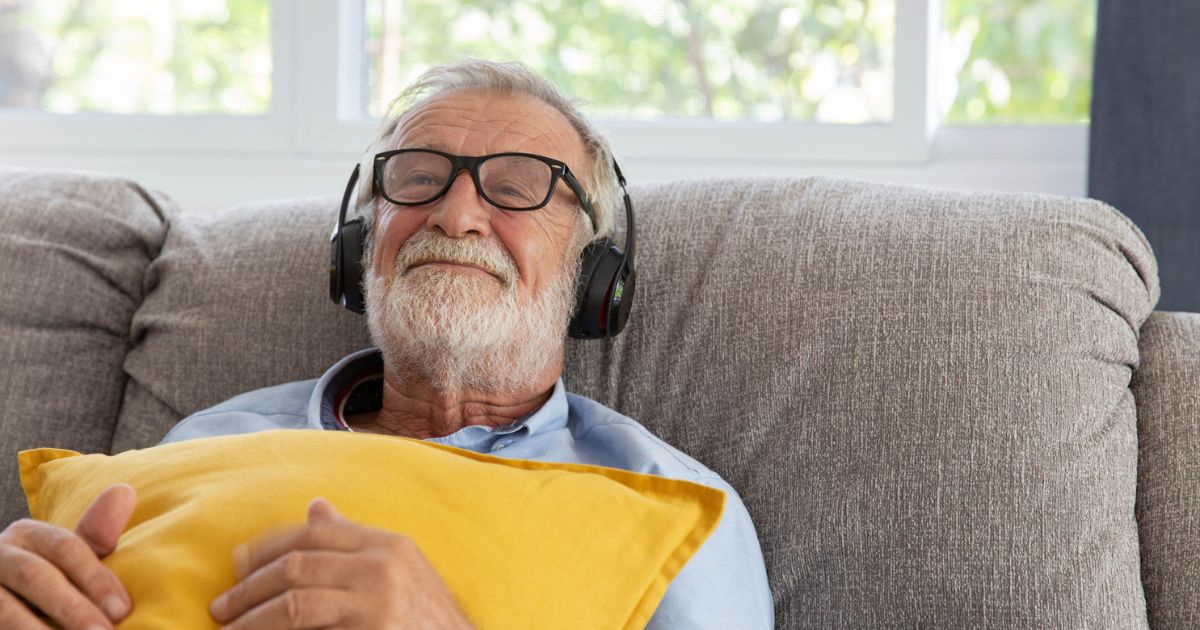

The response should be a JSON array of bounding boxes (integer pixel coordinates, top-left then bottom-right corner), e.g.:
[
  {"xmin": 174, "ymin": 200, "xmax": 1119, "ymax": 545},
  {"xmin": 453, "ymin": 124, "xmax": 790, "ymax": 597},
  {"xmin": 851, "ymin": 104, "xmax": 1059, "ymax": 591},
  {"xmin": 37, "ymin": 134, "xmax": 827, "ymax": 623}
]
[{"xmin": 1089, "ymin": 0, "xmax": 1200, "ymax": 312}]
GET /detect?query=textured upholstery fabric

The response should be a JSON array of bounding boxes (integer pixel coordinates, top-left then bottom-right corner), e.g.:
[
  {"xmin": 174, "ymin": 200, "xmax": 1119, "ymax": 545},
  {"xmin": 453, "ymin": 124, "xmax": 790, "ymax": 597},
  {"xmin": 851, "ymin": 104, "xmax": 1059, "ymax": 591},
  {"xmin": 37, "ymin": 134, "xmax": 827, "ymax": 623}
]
[
  {"xmin": 0, "ymin": 169, "xmax": 169, "ymax": 526},
  {"xmin": 1132, "ymin": 311, "xmax": 1200, "ymax": 628},
  {"xmin": 113, "ymin": 198, "xmax": 370, "ymax": 452},
  {"xmin": 563, "ymin": 178, "xmax": 1158, "ymax": 628},
  {"xmin": 0, "ymin": 170, "xmax": 1176, "ymax": 627}
]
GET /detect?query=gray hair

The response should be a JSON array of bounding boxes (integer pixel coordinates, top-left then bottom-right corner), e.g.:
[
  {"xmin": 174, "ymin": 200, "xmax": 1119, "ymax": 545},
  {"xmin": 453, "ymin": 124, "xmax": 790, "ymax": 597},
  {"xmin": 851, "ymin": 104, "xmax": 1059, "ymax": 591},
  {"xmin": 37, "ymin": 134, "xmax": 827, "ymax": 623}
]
[{"xmin": 353, "ymin": 59, "xmax": 620, "ymax": 245}]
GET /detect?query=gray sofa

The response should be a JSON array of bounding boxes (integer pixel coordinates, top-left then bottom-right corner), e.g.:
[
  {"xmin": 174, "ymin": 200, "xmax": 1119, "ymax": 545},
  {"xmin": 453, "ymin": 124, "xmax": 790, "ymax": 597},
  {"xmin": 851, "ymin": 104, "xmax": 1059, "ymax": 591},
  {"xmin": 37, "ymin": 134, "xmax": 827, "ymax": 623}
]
[{"xmin": 2, "ymin": 168, "xmax": 1197, "ymax": 628}]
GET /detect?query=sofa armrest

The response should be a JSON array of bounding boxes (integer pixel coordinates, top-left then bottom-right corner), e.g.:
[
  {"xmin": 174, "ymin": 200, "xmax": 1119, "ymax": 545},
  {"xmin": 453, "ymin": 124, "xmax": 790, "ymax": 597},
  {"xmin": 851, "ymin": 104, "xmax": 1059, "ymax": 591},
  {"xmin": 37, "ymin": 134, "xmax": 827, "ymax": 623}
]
[{"xmin": 1133, "ymin": 310, "xmax": 1200, "ymax": 628}]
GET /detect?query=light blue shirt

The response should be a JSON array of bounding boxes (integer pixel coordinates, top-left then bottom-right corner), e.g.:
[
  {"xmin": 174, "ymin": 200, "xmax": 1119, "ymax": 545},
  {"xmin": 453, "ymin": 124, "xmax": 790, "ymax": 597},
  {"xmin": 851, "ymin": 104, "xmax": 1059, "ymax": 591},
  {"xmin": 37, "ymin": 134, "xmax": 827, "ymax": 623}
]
[{"xmin": 161, "ymin": 348, "xmax": 774, "ymax": 629}]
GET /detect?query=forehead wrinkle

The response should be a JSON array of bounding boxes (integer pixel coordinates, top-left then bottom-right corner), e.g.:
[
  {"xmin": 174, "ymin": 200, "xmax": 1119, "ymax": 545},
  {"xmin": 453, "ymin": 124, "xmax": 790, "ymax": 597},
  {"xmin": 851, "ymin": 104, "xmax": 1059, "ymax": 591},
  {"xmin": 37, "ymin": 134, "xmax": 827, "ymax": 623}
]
[{"xmin": 491, "ymin": 118, "xmax": 575, "ymax": 159}]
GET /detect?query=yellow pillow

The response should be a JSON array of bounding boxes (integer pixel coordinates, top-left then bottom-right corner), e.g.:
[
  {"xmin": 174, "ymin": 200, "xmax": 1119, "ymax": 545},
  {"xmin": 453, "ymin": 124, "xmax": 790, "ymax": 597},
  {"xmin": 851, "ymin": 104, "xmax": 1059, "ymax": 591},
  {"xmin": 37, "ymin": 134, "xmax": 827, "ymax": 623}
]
[{"xmin": 19, "ymin": 429, "xmax": 724, "ymax": 630}]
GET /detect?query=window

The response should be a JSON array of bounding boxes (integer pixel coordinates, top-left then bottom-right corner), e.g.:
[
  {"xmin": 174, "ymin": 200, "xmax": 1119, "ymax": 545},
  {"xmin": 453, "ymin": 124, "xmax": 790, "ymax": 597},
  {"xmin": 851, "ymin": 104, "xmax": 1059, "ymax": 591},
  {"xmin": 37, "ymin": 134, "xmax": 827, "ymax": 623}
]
[
  {"xmin": 1, "ymin": 0, "xmax": 271, "ymax": 115},
  {"xmin": 0, "ymin": 1, "xmax": 1095, "ymax": 139},
  {"xmin": 0, "ymin": 0, "xmax": 287, "ymax": 153},
  {"xmin": 0, "ymin": 0, "xmax": 1095, "ymax": 206}
]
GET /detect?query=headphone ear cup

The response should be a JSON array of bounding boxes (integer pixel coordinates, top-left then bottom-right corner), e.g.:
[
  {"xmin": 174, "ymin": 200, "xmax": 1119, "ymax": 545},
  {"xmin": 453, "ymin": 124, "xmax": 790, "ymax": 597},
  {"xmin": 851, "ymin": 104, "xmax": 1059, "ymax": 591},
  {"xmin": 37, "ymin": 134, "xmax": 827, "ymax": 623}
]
[
  {"xmin": 569, "ymin": 240, "xmax": 627, "ymax": 339},
  {"xmin": 607, "ymin": 266, "xmax": 636, "ymax": 336},
  {"xmin": 334, "ymin": 217, "xmax": 368, "ymax": 314}
]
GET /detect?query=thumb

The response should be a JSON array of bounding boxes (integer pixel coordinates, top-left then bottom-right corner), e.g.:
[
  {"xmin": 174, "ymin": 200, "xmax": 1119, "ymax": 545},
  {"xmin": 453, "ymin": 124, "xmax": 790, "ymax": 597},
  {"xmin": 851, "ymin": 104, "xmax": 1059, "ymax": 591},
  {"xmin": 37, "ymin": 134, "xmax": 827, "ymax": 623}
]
[
  {"xmin": 75, "ymin": 483, "xmax": 137, "ymax": 557},
  {"xmin": 307, "ymin": 497, "xmax": 341, "ymax": 525}
]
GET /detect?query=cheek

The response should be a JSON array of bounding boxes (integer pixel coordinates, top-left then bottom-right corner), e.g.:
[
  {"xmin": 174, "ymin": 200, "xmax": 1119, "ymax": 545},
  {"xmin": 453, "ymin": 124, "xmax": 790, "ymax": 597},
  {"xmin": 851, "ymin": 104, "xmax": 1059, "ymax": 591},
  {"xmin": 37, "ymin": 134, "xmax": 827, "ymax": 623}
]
[
  {"xmin": 493, "ymin": 217, "xmax": 573, "ymax": 293},
  {"xmin": 372, "ymin": 208, "xmax": 427, "ymax": 281}
]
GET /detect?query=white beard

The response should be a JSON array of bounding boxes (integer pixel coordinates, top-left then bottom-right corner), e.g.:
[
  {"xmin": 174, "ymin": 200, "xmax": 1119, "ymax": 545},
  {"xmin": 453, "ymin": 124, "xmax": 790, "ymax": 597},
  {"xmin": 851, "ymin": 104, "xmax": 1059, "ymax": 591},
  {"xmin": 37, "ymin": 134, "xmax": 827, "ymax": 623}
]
[{"xmin": 364, "ymin": 230, "xmax": 580, "ymax": 394}]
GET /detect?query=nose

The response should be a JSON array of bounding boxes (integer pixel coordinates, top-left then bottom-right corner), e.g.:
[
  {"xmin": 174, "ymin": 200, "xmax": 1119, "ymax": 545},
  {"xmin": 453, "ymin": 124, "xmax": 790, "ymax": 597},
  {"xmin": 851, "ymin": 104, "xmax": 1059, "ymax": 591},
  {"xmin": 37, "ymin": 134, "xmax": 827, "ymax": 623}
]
[{"xmin": 425, "ymin": 168, "xmax": 493, "ymax": 238}]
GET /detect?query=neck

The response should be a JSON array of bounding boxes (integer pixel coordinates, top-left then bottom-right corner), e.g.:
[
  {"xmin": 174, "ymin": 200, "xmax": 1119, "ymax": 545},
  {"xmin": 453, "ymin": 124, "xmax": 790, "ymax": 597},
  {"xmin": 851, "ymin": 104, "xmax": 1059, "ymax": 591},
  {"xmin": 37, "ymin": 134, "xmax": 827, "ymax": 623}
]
[{"xmin": 349, "ymin": 358, "xmax": 563, "ymax": 438}]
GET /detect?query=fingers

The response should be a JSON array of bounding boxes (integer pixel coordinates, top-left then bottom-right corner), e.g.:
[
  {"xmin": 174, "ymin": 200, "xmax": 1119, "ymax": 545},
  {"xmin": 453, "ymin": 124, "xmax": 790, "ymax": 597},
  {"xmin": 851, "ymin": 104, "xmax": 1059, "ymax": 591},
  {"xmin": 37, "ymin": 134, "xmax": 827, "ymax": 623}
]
[
  {"xmin": 234, "ymin": 503, "xmax": 368, "ymax": 581},
  {"xmin": 211, "ymin": 550, "xmax": 355, "ymax": 623},
  {"xmin": 0, "ymin": 545, "xmax": 115, "ymax": 630},
  {"xmin": 0, "ymin": 586, "xmax": 53, "ymax": 630},
  {"xmin": 230, "ymin": 523, "xmax": 305, "ymax": 582},
  {"xmin": 75, "ymin": 484, "xmax": 137, "ymax": 557},
  {"xmin": 11, "ymin": 521, "xmax": 130, "ymax": 623},
  {"xmin": 0, "ymin": 491, "xmax": 134, "ymax": 630},
  {"xmin": 306, "ymin": 498, "xmax": 341, "ymax": 524},
  {"xmin": 217, "ymin": 588, "xmax": 346, "ymax": 630}
]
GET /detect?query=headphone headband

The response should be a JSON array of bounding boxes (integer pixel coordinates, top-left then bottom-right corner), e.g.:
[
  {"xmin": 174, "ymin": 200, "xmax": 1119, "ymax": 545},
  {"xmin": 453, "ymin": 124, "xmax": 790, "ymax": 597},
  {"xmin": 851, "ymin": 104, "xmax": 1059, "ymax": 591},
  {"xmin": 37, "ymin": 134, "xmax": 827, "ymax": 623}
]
[
  {"xmin": 328, "ymin": 164, "xmax": 363, "ymax": 310},
  {"xmin": 612, "ymin": 161, "xmax": 635, "ymax": 265}
]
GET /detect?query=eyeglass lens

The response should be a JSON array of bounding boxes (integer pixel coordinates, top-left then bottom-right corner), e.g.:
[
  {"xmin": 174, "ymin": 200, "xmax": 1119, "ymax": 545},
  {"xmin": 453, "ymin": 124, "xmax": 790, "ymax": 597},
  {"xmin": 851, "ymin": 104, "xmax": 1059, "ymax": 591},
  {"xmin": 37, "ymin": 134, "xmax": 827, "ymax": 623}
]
[{"xmin": 382, "ymin": 151, "xmax": 555, "ymax": 209}]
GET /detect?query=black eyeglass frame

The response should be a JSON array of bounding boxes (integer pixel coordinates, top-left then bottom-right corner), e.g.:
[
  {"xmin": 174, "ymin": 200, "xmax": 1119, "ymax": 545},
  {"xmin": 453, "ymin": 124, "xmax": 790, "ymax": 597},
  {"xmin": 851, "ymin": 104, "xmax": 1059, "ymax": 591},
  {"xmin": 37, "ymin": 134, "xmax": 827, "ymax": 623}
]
[{"xmin": 372, "ymin": 148, "xmax": 598, "ymax": 231}]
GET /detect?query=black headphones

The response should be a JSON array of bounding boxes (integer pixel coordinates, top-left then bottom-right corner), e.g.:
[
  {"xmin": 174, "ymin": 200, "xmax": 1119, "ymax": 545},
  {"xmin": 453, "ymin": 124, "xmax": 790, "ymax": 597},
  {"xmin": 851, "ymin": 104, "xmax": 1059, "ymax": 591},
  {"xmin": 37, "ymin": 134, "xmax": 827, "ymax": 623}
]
[{"xmin": 329, "ymin": 158, "xmax": 637, "ymax": 339}]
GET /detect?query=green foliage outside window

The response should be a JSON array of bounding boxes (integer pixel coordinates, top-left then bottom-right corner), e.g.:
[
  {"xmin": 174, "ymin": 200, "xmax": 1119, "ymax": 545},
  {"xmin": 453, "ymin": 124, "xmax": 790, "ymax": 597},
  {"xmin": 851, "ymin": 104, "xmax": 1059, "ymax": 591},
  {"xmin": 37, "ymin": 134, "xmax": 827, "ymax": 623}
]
[
  {"xmin": 942, "ymin": 0, "xmax": 1094, "ymax": 123},
  {"xmin": 365, "ymin": 0, "xmax": 1094, "ymax": 124},
  {"xmin": 365, "ymin": 0, "xmax": 895, "ymax": 123}
]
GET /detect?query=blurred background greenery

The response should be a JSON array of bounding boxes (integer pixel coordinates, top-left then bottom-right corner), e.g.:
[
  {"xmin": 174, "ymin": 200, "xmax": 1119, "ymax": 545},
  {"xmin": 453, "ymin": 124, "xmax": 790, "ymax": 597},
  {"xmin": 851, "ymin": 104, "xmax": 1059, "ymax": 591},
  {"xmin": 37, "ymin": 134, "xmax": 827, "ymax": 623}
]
[
  {"xmin": 0, "ymin": 0, "xmax": 271, "ymax": 114},
  {"xmin": 941, "ymin": 0, "xmax": 1093, "ymax": 123},
  {"xmin": 0, "ymin": 0, "xmax": 1094, "ymax": 124},
  {"xmin": 364, "ymin": 0, "xmax": 895, "ymax": 122}
]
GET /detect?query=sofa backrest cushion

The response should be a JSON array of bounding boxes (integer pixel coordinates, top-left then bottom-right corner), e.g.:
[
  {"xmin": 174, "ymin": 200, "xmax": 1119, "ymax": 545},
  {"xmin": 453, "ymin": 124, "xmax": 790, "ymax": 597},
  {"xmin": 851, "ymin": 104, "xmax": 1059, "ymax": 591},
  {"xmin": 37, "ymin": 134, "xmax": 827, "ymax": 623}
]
[
  {"xmin": 115, "ymin": 176, "xmax": 1160, "ymax": 627},
  {"xmin": 0, "ymin": 169, "xmax": 169, "ymax": 525},
  {"xmin": 112, "ymin": 197, "xmax": 370, "ymax": 451}
]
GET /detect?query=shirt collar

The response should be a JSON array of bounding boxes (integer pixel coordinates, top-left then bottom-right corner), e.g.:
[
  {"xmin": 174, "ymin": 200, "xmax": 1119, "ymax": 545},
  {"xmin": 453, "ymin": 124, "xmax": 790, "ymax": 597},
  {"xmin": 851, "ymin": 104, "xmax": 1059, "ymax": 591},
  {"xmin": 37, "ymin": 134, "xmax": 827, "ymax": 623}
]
[{"xmin": 307, "ymin": 347, "xmax": 569, "ymax": 448}]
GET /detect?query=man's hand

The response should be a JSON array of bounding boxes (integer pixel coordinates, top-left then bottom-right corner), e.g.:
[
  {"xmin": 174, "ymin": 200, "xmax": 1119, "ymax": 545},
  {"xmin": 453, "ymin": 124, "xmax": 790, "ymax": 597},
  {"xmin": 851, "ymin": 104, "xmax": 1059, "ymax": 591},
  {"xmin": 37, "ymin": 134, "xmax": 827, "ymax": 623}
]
[
  {"xmin": 0, "ymin": 483, "xmax": 135, "ymax": 630},
  {"xmin": 210, "ymin": 498, "xmax": 475, "ymax": 630}
]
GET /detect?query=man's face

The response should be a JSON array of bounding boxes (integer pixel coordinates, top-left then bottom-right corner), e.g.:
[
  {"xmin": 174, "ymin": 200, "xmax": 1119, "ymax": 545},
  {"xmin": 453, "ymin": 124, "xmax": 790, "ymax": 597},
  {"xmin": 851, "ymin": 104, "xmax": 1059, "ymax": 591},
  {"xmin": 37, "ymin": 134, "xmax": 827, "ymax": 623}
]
[
  {"xmin": 369, "ymin": 88, "xmax": 589, "ymax": 301},
  {"xmin": 363, "ymin": 88, "xmax": 592, "ymax": 393}
]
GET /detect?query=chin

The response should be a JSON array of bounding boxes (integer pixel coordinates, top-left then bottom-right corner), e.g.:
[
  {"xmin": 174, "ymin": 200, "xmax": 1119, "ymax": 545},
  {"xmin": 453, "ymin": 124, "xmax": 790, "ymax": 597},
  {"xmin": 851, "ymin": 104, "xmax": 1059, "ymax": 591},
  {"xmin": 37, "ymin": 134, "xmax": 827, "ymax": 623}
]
[{"xmin": 364, "ymin": 263, "xmax": 572, "ymax": 394}]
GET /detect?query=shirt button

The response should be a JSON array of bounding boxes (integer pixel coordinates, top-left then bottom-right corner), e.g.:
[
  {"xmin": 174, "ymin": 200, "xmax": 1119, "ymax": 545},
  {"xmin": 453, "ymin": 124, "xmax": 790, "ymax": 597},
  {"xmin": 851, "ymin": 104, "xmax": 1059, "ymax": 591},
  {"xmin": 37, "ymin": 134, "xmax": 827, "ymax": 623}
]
[{"xmin": 492, "ymin": 440, "xmax": 511, "ymax": 451}]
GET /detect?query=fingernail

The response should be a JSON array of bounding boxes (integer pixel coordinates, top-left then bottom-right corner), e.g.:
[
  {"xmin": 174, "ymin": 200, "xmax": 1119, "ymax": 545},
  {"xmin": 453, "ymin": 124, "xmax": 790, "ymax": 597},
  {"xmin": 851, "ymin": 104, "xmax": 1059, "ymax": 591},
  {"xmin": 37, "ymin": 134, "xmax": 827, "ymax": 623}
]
[
  {"xmin": 211, "ymin": 592, "xmax": 228, "ymax": 616},
  {"xmin": 102, "ymin": 595, "xmax": 128, "ymax": 620}
]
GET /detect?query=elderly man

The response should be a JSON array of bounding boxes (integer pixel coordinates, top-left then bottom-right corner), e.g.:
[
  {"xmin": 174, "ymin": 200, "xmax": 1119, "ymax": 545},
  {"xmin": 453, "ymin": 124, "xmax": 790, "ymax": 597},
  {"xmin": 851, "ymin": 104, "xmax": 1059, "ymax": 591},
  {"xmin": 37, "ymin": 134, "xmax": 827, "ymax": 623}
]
[{"xmin": 0, "ymin": 60, "xmax": 772, "ymax": 629}]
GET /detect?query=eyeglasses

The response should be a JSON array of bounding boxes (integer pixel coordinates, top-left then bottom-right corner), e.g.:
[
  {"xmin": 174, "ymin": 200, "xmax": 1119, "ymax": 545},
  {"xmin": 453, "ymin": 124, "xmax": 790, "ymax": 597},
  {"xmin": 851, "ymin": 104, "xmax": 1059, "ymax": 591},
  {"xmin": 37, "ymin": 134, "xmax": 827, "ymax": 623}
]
[{"xmin": 373, "ymin": 148, "xmax": 597, "ymax": 227}]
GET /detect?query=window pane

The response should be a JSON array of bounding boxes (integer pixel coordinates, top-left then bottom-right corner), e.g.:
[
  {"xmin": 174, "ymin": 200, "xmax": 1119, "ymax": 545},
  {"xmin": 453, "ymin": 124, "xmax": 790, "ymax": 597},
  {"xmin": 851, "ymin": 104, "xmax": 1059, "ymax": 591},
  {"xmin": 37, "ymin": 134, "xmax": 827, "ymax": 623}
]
[
  {"xmin": 0, "ymin": 0, "xmax": 270, "ymax": 115},
  {"xmin": 363, "ymin": 0, "xmax": 895, "ymax": 124},
  {"xmin": 941, "ymin": 0, "xmax": 1094, "ymax": 124}
]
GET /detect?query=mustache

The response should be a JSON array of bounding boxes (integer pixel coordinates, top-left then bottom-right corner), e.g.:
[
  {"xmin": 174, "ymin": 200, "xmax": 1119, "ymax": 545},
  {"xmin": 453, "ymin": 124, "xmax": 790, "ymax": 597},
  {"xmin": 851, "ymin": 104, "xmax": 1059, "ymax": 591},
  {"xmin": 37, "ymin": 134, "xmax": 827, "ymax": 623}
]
[{"xmin": 395, "ymin": 231, "xmax": 518, "ymax": 285}]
